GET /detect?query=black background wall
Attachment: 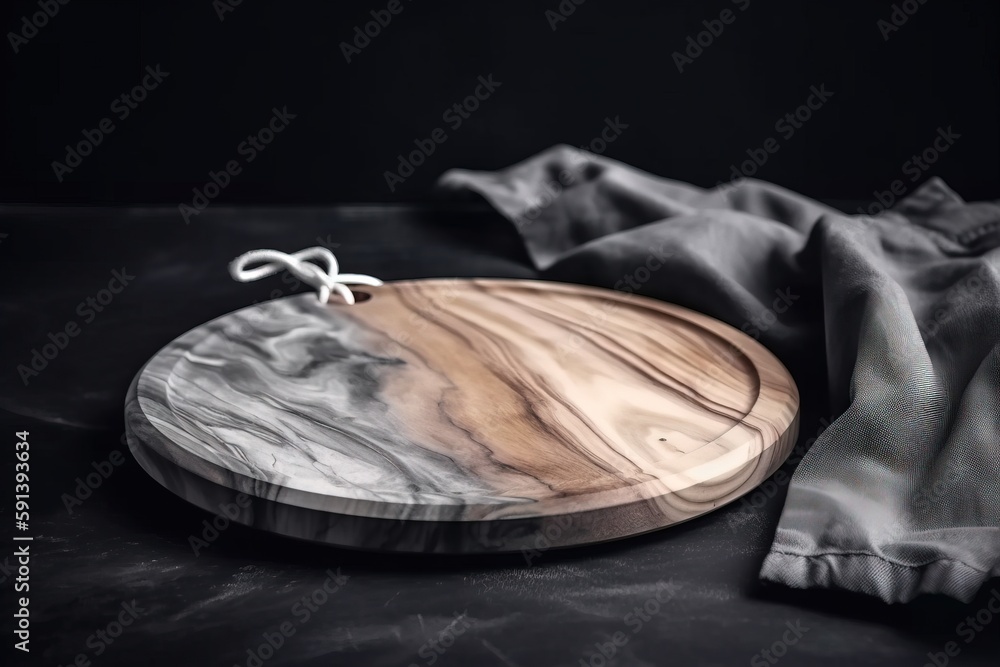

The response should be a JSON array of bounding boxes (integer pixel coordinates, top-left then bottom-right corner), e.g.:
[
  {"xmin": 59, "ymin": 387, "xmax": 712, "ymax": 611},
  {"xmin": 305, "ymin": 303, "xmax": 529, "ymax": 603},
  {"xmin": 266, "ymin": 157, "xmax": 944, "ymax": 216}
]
[{"xmin": 1, "ymin": 0, "xmax": 997, "ymax": 205}]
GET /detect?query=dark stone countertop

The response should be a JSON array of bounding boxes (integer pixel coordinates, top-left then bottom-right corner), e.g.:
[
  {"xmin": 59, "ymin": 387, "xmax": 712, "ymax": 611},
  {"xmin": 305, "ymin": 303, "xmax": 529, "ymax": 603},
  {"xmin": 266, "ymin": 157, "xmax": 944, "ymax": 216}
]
[{"xmin": 1, "ymin": 204, "xmax": 997, "ymax": 667}]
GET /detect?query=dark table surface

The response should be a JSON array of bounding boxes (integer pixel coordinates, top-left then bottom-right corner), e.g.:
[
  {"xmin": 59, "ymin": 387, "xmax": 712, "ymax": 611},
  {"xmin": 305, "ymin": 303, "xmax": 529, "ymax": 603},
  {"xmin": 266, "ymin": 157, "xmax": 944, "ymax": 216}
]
[{"xmin": 2, "ymin": 204, "xmax": 998, "ymax": 667}]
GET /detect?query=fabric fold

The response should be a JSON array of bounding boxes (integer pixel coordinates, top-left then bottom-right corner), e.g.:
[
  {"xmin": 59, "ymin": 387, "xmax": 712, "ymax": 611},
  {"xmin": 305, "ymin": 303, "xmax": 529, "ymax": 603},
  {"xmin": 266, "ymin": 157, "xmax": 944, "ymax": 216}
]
[{"xmin": 437, "ymin": 145, "xmax": 1000, "ymax": 603}]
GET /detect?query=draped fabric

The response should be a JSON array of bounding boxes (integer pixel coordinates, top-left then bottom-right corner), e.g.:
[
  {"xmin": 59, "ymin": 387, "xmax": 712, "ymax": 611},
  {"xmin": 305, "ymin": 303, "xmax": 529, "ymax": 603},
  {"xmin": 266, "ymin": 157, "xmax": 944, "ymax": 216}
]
[{"xmin": 438, "ymin": 146, "xmax": 1000, "ymax": 602}]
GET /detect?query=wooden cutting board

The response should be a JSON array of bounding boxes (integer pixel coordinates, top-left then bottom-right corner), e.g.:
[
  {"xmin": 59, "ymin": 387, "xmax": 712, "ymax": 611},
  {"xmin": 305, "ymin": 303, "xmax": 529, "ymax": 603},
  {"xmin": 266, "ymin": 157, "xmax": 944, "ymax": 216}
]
[{"xmin": 126, "ymin": 279, "xmax": 799, "ymax": 554}]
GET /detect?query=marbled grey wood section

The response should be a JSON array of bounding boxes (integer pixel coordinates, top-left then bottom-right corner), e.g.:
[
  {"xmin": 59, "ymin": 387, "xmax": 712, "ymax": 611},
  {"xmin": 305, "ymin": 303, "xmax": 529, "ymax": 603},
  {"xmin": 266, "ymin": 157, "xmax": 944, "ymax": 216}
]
[{"xmin": 125, "ymin": 279, "xmax": 800, "ymax": 553}]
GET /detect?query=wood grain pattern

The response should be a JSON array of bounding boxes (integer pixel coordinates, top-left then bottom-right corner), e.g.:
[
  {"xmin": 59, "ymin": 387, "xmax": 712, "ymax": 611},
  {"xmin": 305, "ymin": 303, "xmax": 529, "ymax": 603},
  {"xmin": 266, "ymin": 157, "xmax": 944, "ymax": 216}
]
[{"xmin": 125, "ymin": 279, "xmax": 799, "ymax": 553}]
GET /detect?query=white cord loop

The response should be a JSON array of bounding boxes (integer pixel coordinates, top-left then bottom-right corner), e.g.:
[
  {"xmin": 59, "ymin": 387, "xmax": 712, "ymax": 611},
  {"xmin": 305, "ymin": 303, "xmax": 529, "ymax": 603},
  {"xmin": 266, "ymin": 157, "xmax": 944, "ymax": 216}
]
[{"xmin": 229, "ymin": 247, "xmax": 383, "ymax": 305}]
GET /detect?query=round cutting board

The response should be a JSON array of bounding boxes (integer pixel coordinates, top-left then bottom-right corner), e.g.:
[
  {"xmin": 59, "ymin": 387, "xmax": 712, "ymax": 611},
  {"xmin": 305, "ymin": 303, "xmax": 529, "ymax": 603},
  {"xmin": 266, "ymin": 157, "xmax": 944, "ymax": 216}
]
[{"xmin": 126, "ymin": 279, "xmax": 799, "ymax": 554}]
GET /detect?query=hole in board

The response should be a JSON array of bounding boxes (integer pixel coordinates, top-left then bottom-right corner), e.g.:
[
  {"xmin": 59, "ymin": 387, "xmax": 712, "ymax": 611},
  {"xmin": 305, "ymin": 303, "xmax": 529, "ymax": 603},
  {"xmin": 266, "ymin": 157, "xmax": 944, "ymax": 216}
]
[
  {"xmin": 328, "ymin": 290, "xmax": 372, "ymax": 305},
  {"xmin": 350, "ymin": 291, "xmax": 372, "ymax": 303}
]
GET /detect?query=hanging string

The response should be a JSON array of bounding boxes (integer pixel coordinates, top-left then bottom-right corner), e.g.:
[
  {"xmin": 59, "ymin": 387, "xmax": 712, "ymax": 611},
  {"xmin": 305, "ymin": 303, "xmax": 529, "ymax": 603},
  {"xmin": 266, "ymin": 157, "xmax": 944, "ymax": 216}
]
[{"xmin": 229, "ymin": 247, "xmax": 383, "ymax": 305}]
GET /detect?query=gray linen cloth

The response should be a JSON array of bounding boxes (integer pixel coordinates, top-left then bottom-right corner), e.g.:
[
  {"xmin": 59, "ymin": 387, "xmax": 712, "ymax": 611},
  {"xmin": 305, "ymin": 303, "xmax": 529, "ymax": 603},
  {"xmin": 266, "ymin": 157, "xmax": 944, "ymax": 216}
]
[{"xmin": 437, "ymin": 146, "xmax": 1000, "ymax": 603}]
